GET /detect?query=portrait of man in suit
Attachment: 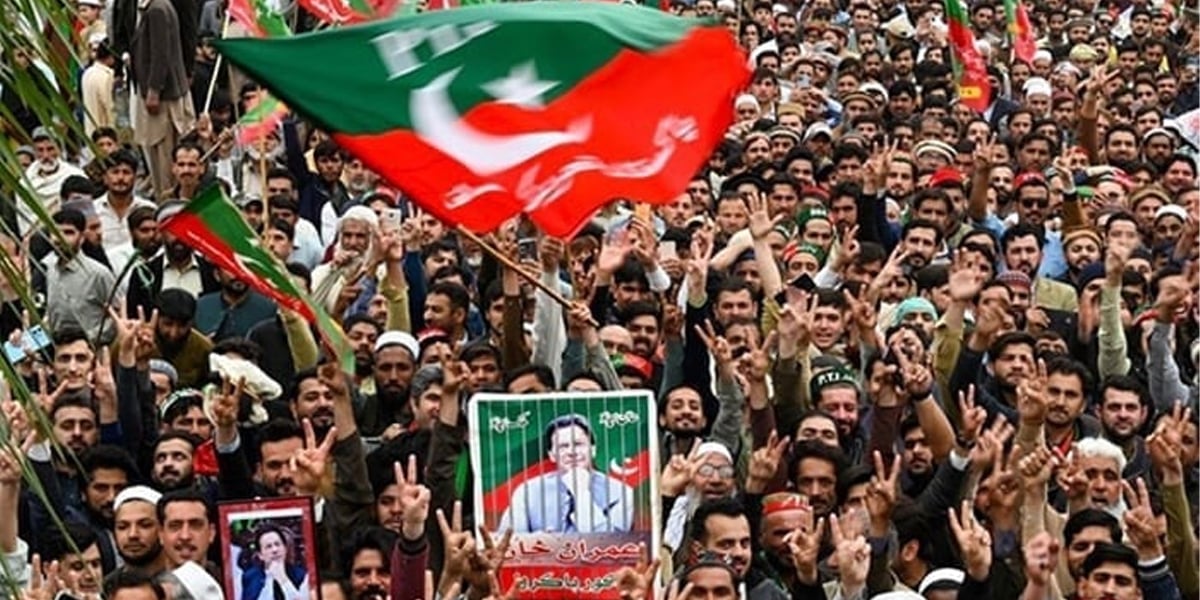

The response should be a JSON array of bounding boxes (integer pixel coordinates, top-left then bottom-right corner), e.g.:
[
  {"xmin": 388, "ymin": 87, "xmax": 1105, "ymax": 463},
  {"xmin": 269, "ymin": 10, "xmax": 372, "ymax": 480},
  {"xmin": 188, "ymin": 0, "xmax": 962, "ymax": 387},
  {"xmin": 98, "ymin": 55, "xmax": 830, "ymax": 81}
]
[{"xmin": 499, "ymin": 414, "xmax": 634, "ymax": 534}]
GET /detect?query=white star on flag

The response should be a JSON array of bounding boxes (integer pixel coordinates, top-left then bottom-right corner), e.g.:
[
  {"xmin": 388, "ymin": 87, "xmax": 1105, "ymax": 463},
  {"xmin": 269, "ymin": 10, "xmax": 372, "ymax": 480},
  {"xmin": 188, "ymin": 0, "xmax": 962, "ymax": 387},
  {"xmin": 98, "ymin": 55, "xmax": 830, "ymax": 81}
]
[{"xmin": 482, "ymin": 61, "xmax": 558, "ymax": 109}]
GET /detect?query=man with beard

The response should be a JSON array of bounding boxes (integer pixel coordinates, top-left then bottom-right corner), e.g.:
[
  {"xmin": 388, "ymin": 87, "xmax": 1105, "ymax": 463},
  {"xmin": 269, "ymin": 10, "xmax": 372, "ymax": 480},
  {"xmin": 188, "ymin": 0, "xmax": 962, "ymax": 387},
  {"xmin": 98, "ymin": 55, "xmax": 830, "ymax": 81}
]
[
  {"xmin": 1002, "ymin": 223, "xmax": 1077, "ymax": 312},
  {"xmin": 37, "ymin": 394, "xmax": 101, "ymax": 502},
  {"xmin": 19, "ymin": 126, "xmax": 86, "ymax": 234},
  {"xmin": 150, "ymin": 289, "xmax": 212, "ymax": 388},
  {"xmin": 313, "ymin": 207, "xmax": 378, "ymax": 313},
  {"xmin": 195, "ymin": 268, "xmax": 277, "ymax": 342},
  {"xmin": 215, "ymin": 365, "xmax": 380, "ymax": 577},
  {"xmin": 899, "ymin": 219, "xmax": 943, "ymax": 269},
  {"xmin": 1098, "ymin": 375, "xmax": 1152, "ymax": 481},
  {"xmin": 1141, "ymin": 128, "xmax": 1176, "ymax": 172},
  {"xmin": 341, "ymin": 526, "xmax": 429, "ymax": 600},
  {"xmin": 899, "ymin": 416, "xmax": 935, "ymax": 494},
  {"xmin": 69, "ymin": 445, "xmax": 138, "ymax": 573},
  {"xmin": 156, "ymin": 490, "xmax": 215, "ymax": 570},
  {"xmin": 150, "ymin": 432, "xmax": 201, "ymax": 493},
  {"xmin": 358, "ymin": 331, "xmax": 419, "ymax": 438},
  {"xmin": 953, "ymin": 329, "xmax": 1036, "ymax": 424},
  {"xmin": 1039, "ymin": 358, "xmax": 1102, "ymax": 459},
  {"xmin": 755, "ymin": 493, "xmax": 820, "ymax": 595},
  {"xmin": 289, "ymin": 368, "xmax": 338, "ymax": 441},
  {"xmin": 107, "ymin": 486, "xmax": 169, "ymax": 583},
  {"xmin": 658, "ymin": 385, "xmax": 708, "ymax": 463},
  {"xmin": 621, "ymin": 301, "xmax": 662, "ymax": 363},
  {"xmin": 95, "ymin": 149, "xmax": 156, "ymax": 256},
  {"xmin": 688, "ymin": 497, "xmax": 789, "ymax": 600},
  {"xmin": 342, "ymin": 158, "xmax": 380, "ymax": 204},
  {"xmin": 44, "ymin": 208, "xmax": 117, "ymax": 343},
  {"xmin": 110, "ymin": 206, "xmax": 163, "ymax": 298},
  {"xmin": 1059, "ymin": 229, "xmax": 1103, "ymax": 289},
  {"xmin": 344, "ymin": 314, "xmax": 381, "ymax": 390},
  {"xmin": 126, "ymin": 201, "xmax": 220, "ymax": 316},
  {"xmin": 810, "ymin": 369, "xmax": 866, "ymax": 463},
  {"xmin": 405, "ymin": 366, "xmax": 444, "ymax": 433}
]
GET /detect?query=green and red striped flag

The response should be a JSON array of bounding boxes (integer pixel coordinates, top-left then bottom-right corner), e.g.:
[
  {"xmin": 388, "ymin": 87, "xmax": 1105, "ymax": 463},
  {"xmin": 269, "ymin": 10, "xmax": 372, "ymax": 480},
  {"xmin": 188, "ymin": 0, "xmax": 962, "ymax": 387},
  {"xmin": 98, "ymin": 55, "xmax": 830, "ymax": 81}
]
[
  {"xmin": 1004, "ymin": 0, "xmax": 1036, "ymax": 64},
  {"xmin": 942, "ymin": 0, "xmax": 992, "ymax": 113},
  {"xmin": 229, "ymin": 0, "xmax": 292, "ymax": 37},
  {"xmin": 214, "ymin": 2, "xmax": 748, "ymax": 237},
  {"xmin": 237, "ymin": 93, "xmax": 289, "ymax": 145},
  {"xmin": 161, "ymin": 186, "xmax": 355, "ymax": 373},
  {"xmin": 298, "ymin": 0, "xmax": 400, "ymax": 25}
]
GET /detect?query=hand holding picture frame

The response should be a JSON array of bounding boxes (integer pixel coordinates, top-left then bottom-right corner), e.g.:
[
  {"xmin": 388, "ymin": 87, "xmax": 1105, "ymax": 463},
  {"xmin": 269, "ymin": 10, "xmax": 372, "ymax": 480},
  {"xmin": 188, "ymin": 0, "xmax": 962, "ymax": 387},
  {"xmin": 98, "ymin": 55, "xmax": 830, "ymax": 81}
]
[{"xmin": 218, "ymin": 497, "xmax": 320, "ymax": 600}]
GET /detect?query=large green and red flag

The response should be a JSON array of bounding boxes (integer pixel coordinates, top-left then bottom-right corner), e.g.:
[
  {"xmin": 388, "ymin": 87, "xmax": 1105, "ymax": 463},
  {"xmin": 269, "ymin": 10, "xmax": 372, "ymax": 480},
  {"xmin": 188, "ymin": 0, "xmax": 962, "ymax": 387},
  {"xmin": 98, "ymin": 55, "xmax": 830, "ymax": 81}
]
[
  {"xmin": 161, "ymin": 186, "xmax": 355, "ymax": 372},
  {"xmin": 229, "ymin": 0, "xmax": 292, "ymax": 37},
  {"xmin": 214, "ymin": 2, "xmax": 748, "ymax": 237},
  {"xmin": 1004, "ymin": 0, "xmax": 1036, "ymax": 64},
  {"xmin": 942, "ymin": 0, "xmax": 992, "ymax": 113}
]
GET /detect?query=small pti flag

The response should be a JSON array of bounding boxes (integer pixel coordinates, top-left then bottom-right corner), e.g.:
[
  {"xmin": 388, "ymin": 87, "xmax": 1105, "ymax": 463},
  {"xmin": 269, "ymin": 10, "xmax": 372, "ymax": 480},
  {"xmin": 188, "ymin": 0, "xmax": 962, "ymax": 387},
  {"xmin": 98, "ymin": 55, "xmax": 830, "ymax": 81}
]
[
  {"xmin": 237, "ymin": 93, "xmax": 289, "ymax": 145},
  {"xmin": 229, "ymin": 0, "xmax": 291, "ymax": 37},
  {"xmin": 214, "ymin": 2, "xmax": 749, "ymax": 237},
  {"xmin": 299, "ymin": 0, "xmax": 401, "ymax": 25},
  {"xmin": 1005, "ymin": 0, "xmax": 1036, "ymax": 64},
  {"xmin": 943, "ymin": 0, "xmax": 992, "ymax": 113},
  {"xmin": 160, "ymin": 186, "xmax": 355, "ymax": 373}
]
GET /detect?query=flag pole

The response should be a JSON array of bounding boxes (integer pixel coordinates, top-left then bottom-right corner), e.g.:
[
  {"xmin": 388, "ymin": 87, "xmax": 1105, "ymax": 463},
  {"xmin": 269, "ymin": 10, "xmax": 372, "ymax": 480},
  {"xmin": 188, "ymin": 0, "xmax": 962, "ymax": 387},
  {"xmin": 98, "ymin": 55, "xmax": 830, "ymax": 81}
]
[
  {"xmin": 260, "ymin": 134, "xmax": 271, "ymax": 223},
  {"xmin": 203, "ymin": 10, "xmax": 233, "ymax": 114},
  {"xmin": 199, "ymin": 128, "xmax": 233, "ymax": 163},
  {"xmin": 454, "ymin": 225, "xmax": 598, "ymax": 326}
]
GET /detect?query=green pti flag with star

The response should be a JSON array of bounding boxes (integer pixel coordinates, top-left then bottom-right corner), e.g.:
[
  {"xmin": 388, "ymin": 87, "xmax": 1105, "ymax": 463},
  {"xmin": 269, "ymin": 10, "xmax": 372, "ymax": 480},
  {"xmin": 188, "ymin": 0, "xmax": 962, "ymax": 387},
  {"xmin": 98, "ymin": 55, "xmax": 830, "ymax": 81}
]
[
  {"xmin": 160, "ymin": 186, "xmax": 355, "ymax": 372},
  {"xmin": 214, "ymin": 2, "xmax": 749, "ymax": 237}
]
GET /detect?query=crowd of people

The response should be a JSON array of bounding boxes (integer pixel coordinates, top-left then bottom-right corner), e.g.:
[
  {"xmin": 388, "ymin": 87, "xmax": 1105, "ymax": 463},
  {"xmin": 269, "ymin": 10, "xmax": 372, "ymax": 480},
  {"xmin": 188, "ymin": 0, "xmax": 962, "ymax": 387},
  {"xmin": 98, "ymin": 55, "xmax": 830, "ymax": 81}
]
[{"xmin": 0, "ymin": 0, "xmax": 1198, "ymax": 597}]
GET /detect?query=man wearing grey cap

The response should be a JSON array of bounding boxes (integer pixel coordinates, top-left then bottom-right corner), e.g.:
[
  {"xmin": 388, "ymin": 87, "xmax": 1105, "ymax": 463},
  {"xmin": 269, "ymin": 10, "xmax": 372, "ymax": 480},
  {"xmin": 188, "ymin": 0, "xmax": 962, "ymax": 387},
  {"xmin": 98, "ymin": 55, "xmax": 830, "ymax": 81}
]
[{"xmin": 20, "ymin": 127, "xmax": 86, "ymax": 235}]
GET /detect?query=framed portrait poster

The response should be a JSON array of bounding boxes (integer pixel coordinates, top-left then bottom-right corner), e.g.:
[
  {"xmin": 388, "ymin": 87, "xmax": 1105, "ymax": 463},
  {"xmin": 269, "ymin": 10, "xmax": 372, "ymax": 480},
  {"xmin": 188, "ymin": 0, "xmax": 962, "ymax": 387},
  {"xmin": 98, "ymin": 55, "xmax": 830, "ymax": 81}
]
[
  {"xmin": 218, "ymin": 496, "xmax": 320, "ymax": 600},
  {"xmin": 468, "ymin": 390, "xmax": 661, "ymax": 598}
]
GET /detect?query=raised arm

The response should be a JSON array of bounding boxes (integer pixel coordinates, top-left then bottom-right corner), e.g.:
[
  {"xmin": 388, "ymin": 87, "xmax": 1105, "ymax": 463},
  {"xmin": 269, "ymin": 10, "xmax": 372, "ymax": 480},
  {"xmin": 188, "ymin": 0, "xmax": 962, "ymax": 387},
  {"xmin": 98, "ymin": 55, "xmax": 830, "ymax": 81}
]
[
  {"xmin": 968, "ymin": 136, "xmax": 998, "ymax": 223},
  {"xmin": 747, "ymin": 193, "xmax": 785, "ymax": 300},
  {"xmin": 1097, "ymin": 243, "xmax": 1131, "ymax": 379},
  {"xmin": 1077, "ymin": 68, "xmax": 1115, "ymax": 166}
]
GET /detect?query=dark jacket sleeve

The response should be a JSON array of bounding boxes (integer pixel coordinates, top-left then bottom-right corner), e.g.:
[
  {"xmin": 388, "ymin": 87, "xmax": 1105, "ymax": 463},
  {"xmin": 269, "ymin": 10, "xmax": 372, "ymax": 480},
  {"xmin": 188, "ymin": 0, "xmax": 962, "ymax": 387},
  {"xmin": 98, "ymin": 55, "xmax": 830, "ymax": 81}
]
[
  {"xmin": 328, "ymin": 432, "xmax": 376, "ymax": 537},
  {"xmin": 867, "ymin": 404, "xmax": 904, "ymax": 466},
  {"xmin": 389, "ymin": 535, "xmax": 429, "ymax": 600},
  {"xmin": 168, "ymin": 0, "xmax": 198, "ymax": 77},
  {"xmin": 958, "ymin": 572, "xmax": 994, "ymax": 600},
  {"xmin": 949, "ymin": 347, "xmax": 1016, "ymax": 424},
  {"xmin": 241, "ymin": 565, "xmax": 266, "ymax": 600},
  {"xmin": 115, "ymin": 365, "xmax": 145, "ymax": 459},
  {"xmin": 217, "ymin": 435, "xmax": 258, "ymax": 500},
  {"xmin": 683, "ymin": 299, "xmax": 717, "ymax": 422},
  {"xmin": 426, "ymin": 419, "xmax": 468, "ymax": 581},
  {"xmin": 403, "ymin": 252, "xmax": 426, "ymax": 332},
  {"xmin": 855, "ymin": 191, "xmax": 886, "ymax": 246},
  {"xmin": 590, "ymin": 284, "xmax": 614, "ymax": 325}
]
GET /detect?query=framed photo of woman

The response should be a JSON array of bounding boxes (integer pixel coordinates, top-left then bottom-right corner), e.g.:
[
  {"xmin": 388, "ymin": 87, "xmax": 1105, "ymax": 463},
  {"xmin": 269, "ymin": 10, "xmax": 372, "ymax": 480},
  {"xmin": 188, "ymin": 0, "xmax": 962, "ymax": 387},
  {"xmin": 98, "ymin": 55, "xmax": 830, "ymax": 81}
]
[{"xmin": 218, "ymin": 497, "xmax": 319, "ymax": 600}]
